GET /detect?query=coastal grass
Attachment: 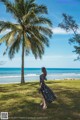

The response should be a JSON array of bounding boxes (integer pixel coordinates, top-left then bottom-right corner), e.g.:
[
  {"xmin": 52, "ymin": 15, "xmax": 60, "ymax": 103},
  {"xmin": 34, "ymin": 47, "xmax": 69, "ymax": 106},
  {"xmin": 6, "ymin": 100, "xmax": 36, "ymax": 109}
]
[{"xmin": 0, "ymin": 80, "xmax": 80, "ymax": 120}]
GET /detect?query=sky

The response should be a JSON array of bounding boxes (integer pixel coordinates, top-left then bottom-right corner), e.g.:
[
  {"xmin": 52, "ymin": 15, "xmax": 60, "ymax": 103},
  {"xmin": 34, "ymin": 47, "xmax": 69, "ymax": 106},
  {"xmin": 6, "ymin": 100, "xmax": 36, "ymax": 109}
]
[{"xmin": 0, "ymin": 0, "xmax": 80, "ymax": 68}]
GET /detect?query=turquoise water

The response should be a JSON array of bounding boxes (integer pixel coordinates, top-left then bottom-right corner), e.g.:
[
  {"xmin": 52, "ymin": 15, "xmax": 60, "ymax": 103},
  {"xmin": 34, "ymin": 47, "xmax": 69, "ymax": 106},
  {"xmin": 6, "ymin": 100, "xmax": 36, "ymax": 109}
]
[{"xmin": 0, "ymin": 68, "xmax": 80, "ymax": 84}]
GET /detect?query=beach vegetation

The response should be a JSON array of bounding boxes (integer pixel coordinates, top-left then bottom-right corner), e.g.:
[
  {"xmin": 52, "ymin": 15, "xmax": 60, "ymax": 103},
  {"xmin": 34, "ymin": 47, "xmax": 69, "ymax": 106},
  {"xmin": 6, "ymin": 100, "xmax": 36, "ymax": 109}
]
[{"xmin": 59, "ymin": 13, "xmax": 80, "ymax": 60}]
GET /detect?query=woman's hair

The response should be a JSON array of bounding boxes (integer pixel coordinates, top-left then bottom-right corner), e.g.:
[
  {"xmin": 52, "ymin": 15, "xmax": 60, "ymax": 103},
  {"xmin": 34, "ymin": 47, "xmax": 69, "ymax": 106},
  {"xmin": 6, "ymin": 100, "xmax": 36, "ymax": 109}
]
[{"xmin": 42, "ymin": 67, "xmax": 47, "ymax": 76}]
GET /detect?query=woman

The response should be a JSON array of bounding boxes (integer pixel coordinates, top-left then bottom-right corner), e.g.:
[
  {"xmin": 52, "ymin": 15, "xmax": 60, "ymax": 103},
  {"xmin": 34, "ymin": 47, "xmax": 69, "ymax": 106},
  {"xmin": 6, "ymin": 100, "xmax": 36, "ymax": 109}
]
[{"xmin": 39, "ymin": 67, "xmax": 56, "ymax": 109}]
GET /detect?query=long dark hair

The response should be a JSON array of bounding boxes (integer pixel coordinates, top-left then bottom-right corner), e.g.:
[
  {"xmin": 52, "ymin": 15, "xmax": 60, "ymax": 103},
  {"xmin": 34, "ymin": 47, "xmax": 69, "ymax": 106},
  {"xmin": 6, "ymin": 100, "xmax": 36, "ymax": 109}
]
[{"xmin": 42, "ymin": 67, "xmax": 47, "ymax": 76}]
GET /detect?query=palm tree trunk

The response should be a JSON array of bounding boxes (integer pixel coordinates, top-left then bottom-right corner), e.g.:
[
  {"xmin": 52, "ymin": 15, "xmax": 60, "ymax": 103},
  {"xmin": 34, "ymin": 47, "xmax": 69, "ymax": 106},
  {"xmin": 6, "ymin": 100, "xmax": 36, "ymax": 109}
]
[{"xmin": 21, "ymin": 33, "xmax": 25, "ymax": 84}]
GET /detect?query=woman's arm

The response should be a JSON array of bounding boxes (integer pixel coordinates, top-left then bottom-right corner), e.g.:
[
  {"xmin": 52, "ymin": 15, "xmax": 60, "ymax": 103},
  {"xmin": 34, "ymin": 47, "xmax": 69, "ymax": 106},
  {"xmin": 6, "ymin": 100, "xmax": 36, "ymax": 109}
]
[{"xmin": 40, "ymin": 74, "xmax": 44, "ymax": 86}]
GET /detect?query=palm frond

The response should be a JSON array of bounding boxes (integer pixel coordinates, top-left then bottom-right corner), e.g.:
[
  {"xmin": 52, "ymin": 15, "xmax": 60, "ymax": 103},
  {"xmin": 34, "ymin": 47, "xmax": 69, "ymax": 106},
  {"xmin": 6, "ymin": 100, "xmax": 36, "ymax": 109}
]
[
  {"xmin": 8, "ymin": 32, "xmax": 21, "ymax": 59},
  {"xmin": 30, "ymin": 26, "xmax": 53, "ymax": 38},
  {"xmin": 27, "ymin": 28, "xmax": 49, "ymax": 46},
  {"xmin": 24, "ymin": 32, "xmax": 31, "ymax": 49},
  {"xmin": 27, "ymin": 35, "xmax": 44, "ymax": 59},
  {"xmin": 34, "ymin": 5, "xmax": 48, "ymax": 14},
  {"xmin": 7, "ymin": 31, "xmax": 15, "ymax": 46},
  {"xmin": 25, "ymin": 0, "xmax": 36, "ymax": 13},
  {"xmin": 0, "ymin": 31, "xmax": 14, "ymax": 43},
  {"xmin": 27, "ymin": 17, "xmax": 53, "ymax": 28},
  {"xmin": 0, "ymin": 21, "xmax": 22, "ymax": 32},
  {"xmin": 22, "ymin": 10, "xmax": 36, "ymax": 22},
  {"xmin": 0, "ymin": 0, "xmax": 20, "ymax": 19}
]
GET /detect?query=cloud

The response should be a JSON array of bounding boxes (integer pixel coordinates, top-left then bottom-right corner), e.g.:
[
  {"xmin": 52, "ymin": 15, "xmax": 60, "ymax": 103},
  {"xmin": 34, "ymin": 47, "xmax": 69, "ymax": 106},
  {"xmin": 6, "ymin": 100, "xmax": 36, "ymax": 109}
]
[
  {"xmin": 52, "ymin": 27, "xmax": 80, "ymax": 34},
  {"xmin": 52, "ymin": 27, "xmax": 72, "ymax": 34}
]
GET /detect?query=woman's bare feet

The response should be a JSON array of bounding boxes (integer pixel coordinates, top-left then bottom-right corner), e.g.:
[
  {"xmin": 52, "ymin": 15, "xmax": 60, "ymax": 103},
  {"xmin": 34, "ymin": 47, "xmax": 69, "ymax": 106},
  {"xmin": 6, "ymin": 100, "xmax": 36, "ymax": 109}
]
[
  {"xmin": 42, "ymin": 105, "xmax": 47, "ymax": 109},
  {"xmin": 40, "ymin": 102, "xmax": 43, "ymax": 106}
]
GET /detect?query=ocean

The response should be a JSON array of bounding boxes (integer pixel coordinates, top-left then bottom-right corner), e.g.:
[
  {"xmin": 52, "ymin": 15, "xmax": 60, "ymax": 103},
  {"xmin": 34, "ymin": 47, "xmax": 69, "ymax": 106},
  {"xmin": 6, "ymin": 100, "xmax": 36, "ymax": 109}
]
[{"xmin": 0, "ymin": 68, "xmax": 80, "ymax": 84}]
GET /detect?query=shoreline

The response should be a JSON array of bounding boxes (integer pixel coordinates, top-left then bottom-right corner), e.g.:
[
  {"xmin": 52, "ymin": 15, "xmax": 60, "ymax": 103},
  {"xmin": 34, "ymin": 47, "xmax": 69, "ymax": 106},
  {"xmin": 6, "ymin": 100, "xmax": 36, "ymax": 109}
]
[{"xmin": 0, "ymin": 78, "xmax": 80, "ymax": 85}]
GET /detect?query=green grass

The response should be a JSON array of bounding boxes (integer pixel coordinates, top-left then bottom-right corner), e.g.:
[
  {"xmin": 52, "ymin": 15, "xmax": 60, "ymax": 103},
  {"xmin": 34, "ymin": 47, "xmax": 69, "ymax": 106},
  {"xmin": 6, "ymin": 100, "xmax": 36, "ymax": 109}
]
[{"xmin": 0, "ymin": 80, "xmax": 80, "ymax": 120}]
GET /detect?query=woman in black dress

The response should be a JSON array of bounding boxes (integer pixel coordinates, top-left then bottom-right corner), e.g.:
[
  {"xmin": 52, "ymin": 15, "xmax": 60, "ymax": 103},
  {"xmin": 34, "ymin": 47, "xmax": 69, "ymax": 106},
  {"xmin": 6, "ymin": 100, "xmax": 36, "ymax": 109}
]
[{"xmin": 39, "ymin": 67, "xmax": 56, "ymax": 109}]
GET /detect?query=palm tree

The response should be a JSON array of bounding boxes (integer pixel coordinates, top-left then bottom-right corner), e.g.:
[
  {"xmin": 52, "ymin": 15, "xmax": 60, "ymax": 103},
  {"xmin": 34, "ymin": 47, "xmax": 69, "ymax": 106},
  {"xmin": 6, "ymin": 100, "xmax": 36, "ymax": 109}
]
[{"xmin": 0, "ymin": 0, "xmax": 53, "ymax": 84}]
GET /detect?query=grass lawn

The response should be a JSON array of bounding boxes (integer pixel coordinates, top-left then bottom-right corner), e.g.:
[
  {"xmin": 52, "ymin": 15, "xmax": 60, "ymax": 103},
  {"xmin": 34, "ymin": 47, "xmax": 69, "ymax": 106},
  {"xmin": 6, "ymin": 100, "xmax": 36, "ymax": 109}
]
[{"xmin": 0, "ymin": 80, "xmax": 80, "ymax": 120}]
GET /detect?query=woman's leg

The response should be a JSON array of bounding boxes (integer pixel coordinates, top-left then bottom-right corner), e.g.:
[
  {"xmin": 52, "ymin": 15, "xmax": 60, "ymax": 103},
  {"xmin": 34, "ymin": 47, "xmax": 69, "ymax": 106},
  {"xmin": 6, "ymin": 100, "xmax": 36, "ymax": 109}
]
[
  {"xmin": 40, "ymin": 95, "xmax": 47, "ymax": 109},
  {"xmin": 40, "ymin": 94, "xmax": 44, "ymax": 106},
  {"xmin": 42, "ymin": 97, "xmax": 47, "ymax": 109}
]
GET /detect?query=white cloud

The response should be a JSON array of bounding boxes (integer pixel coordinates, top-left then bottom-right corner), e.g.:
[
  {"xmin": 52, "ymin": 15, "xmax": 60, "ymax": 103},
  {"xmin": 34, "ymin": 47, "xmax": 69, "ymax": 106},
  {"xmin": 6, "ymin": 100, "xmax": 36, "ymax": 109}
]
[
  {"xmin": 52, "ymin": 27, "xmax": 80, "ymax": 34},
  {"xmin": 52, "ymin": 27, "xmax": 72, "ymax": 34}
]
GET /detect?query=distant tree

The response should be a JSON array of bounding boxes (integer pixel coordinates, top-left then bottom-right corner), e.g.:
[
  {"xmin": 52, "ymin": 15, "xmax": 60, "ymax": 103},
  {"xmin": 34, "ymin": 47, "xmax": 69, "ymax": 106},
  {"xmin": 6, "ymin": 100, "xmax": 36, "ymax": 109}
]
[
  {"xmin": 0, "ymin": 0, "xmax": 53, "ymax": 83},
  {"xmin": 59, "ymin": 13, "xmax": 80, "ymax": 60}
]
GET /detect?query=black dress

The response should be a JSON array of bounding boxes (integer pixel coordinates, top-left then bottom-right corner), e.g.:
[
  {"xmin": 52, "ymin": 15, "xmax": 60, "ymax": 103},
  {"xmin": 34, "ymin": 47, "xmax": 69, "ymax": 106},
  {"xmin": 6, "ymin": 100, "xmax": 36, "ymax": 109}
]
[{"xmin": 40, "ymin": 74, "xmax": 56, "ymax": 103}]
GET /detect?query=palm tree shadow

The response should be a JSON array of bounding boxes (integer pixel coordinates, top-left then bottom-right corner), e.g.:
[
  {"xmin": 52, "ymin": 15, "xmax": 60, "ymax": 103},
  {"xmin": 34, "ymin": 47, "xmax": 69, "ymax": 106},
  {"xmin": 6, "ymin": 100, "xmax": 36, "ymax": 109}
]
[
  {"xmin": 0, "ymin": 87, "xmax": 9, "ymax": 92},
  {"xmin": 50, "ymin": 87, "xmax": 80, "ymax": 120}
]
